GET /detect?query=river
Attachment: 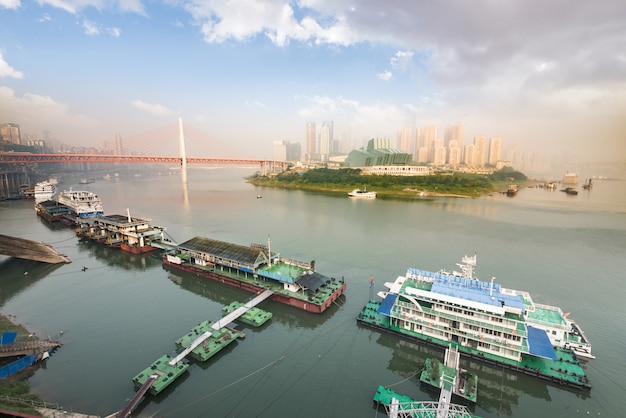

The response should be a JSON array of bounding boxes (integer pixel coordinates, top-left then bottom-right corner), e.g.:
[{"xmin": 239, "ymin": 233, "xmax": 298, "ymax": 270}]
[{"xmin": 0, "ymin": 167, "xmax": 624, "ymax": 417}]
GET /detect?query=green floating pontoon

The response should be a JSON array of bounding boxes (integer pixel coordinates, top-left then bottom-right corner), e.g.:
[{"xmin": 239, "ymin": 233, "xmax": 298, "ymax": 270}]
[
  {"xmin": 222, "ymin": 301, "xmax": 273, "ymax": 327},
  {"xmin": 132, "ymin": 354, "xmax": 189, "ymax": 396}
]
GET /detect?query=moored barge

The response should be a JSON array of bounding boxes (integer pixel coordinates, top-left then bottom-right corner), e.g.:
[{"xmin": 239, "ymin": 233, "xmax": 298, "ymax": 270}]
[
  {"xmin": 163, "ymin": 236, "xmax": 346, "ymax": 313},
  {"xmin": 75, "ymin": 211, "xmax": 165, "ymax": 253}
]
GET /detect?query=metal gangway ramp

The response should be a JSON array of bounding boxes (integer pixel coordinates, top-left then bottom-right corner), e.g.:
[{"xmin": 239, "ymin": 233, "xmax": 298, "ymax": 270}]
[
  {"xmin": 168, "ymin": 289, "xmax": 274, "ymax": 366},
  {"xmin": 116, "ymin": 375, "xmax": 157, "ymax": 418}
]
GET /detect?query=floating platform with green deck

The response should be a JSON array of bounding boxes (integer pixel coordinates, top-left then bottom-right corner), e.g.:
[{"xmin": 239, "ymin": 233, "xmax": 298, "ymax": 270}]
[
  {"xmin": 175, "ymin": 320, "xmax": 241, "ymax": 363},
  {"xmin": 132, "ymin": 354, "xmax": 190, "ymax": 396},
  {"xmin": 222, "ymin": 301, "xmax": 273, "ymax": 327},
  {"xmin": 420, "ymin": 357, "xmax": 478, "ymax": 404}
]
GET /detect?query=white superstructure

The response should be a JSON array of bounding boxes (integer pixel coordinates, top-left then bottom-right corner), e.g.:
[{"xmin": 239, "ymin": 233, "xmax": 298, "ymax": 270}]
[
  {"xmin": 57, "ymin": 189, "xmax": 104, "ymax": 218},
  {"xmin": 34, "ymin": 181, "xmax": 57, "ymax": 202}
]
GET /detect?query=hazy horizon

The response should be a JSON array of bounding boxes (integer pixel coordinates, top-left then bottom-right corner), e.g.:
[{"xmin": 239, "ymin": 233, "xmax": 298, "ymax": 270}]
[{"xmin": 1, "ymin": 1, "xmax": 625, "ymax": 164}]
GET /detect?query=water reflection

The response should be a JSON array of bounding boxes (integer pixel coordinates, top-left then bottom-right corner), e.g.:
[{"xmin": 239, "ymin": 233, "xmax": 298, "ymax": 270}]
[
  {"xmin": 76, "ymin": 240, "xmax": 162, "ymax": 271},
  {"xmin": 370, "ymin": 332, "xmax": 590, "ymax": 417},
  {"xmin": 164, "ymin": 264, "xmax": 343, "ymax": 330},
  {"xmin": 0, "ymin": 258, "xmax": 62, "ymax": 305}
]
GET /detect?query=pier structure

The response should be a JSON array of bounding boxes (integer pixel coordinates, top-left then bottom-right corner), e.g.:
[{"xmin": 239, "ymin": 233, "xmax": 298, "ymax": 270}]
[
  {"xmin": 75, "ymin": 211, "xmax": 166, "ymax": 253},
  {"xmin": 168, "ymin": 289, "xmax": 274, "ymax": 365},
  {"xmin": 116, "ymin": 289, "xmax": 275, "ymax": 418}
]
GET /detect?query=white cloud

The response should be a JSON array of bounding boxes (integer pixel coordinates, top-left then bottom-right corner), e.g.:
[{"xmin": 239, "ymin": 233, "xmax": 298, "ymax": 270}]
[
  {"xmin": 36, "ymin": 0, "xmax": 146, "ymax": 15},
  {"xmin": 0, "ymin": 86, "xmax": 98, "ymax": 138},
  {"xmin": 0, "ymin": 0, "xmax": 20, "ymax": 10},
  {"xmin": 390, "ymin": 50, "xmax": 413, "ymax": 72},
  {"xmin": 0, "ymin": 54, "xmax": 24, "ymax": 79},
  {"xmin": 131, "ymin": 99, "xmax": 173, "ymax": 116},
  {"xmin": 82, "ymin": 20, "xmax": 100, "ymax": 35},
  {"xmin": 377, "ymin": 70, "xmax": 392, "ymax": 81}
]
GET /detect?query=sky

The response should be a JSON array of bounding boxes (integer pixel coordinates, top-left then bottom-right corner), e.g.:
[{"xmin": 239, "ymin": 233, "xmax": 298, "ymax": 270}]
[{"xmin": 0, "ymin": 0, "xmax": 625, "ymax": 161}]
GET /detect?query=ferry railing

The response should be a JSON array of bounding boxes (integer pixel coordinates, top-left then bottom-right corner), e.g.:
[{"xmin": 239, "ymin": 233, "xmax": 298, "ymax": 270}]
[{"xmin": 394, "ymin": 300, "xmax": 525, "ymax": 338}]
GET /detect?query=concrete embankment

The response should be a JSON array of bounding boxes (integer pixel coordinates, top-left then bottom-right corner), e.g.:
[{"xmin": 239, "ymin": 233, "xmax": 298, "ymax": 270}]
[{"xmin": 0, "ymin": 234, "xmax": 71, "ymax": 264}]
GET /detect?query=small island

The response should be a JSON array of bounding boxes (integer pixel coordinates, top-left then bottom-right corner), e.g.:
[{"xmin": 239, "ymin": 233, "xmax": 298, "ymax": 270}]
[{"xmin": 247, "ymin": 167, "xmax": 528, "ymax": 199}]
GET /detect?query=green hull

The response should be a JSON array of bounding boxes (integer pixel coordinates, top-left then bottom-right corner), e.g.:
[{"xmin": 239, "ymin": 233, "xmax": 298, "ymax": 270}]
[
  {"xmin": 175, "ymin": 321, "xmax": 240, "ymax": 362},
  {"xmin": 222, "ymin": 301, "xmax": 273, "ymax": 327},
  {"xmin": 358, "ymin": 300, "xmax": 590, "ymax": 390},
  {"xmin": 132, "ymin": 354, "xmax": 189, "ymax": 396}
]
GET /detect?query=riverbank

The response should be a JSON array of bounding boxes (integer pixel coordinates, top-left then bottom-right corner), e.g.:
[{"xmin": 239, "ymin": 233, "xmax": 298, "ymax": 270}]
[{"xmin": 0, "ymin": 314, "xmax": 46, "ymax": 416}]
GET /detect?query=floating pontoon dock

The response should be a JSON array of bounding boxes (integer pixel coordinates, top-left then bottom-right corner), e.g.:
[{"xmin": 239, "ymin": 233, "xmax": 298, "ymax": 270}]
[{"xmin": 116, "ymin": 289, "xmax": 274, "ymax": 418}]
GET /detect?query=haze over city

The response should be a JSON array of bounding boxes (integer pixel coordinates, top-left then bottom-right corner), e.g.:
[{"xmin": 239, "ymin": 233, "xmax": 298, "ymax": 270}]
[{"xmin": 1, "ymin": 0, "xmax": 624, "ymax": 162}]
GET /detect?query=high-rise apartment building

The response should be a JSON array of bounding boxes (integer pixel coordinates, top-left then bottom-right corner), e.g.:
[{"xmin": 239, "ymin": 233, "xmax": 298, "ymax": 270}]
[
  {"xmin": 488, "ymin": 137, "xmax": 502, "ymax": 165},
  {"xmin": 444, "ymin": 123, "xmax": 464, "ymax": 148},
  {"xmin": 473, "ymin": 136, "xmax": 487, "ymax": 167},
  {"xmin": 305, "ymin": 122, "xmax": 316, "ymax": 160},
  {"xmin": 0, "ymin": 123, "xmax": 21, "ymax": 145},
  {"xmin": 397, "ymin": 128, "xmax": 411, "ymax": 154},
  {"xmin": 463, "ymin": 143, "xmax": 476, "ymax": 166},
  {"xmin": 319, "ymin": 121, "xmax": 333, "ymax": 161},
  {"xmin": 416, "ymin": 125, "xmax": 437, "ymax": 163},
  {"xmin": 447, "ymin": 140, "xmax": 462, "ymax": 166}
]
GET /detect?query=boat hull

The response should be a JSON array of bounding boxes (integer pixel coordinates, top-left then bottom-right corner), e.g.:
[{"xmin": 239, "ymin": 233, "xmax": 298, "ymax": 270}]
[
  {"xmin": 162, "ymin": 258, "xmax": 346, "ymax": 314},
  {"xmin": 120, "ymin": 243, "xmax": 158, "ymax": 254},
  {"xmin": 357, "ymin": 316, "xmax": 591, "ymax": 390}
]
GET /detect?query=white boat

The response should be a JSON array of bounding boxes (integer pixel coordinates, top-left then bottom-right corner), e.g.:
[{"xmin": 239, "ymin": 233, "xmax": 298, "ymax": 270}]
[
  {"xmin": 34, "ymin": 181, "xmax": 57, "ymax": 202},
  {"xmin": 348, "ymin": 188, "xmax": 376, "ymax": 198},
  {"xmin": 57, "ymin": 188, "xmax": 104, "ymax": 218}
]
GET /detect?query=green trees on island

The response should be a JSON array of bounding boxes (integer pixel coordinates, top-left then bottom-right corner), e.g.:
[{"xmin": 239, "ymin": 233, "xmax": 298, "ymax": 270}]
[{"xmin": 248, "ymin": 167, "xmax": 527, "ymax": 198}]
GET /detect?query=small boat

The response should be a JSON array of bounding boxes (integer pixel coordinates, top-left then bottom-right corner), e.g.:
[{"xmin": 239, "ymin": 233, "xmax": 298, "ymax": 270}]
[
  {"xmin": 79, "ymin": 178, "xmax": 95, "ymax": 184},
  {"xmin": 505, "ymin": 185, "xmax": 518, "ymax": 196},
  {"xmin": 582, "ymin": 179, "xmax": 593, "ymax": 190},
  {"xmin": 561, "ymin": 187, "xmax": 578, "ymax": 195},
  {"xmin": 348, "ymin": 188, "xmax": 376, "ymax": 198}
]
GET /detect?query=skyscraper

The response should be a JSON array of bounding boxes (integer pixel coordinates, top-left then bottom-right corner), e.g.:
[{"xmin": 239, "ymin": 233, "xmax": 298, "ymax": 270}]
[
  {"xmin": 0, "ymin": 123, "xmax": 21, "ymax": 145},
  {"xmin": 306, "ymin": 122, "xmax": 316, "ymax": 160},
  {"xmin": 473, "ymin": 136, "xmax": 487, "ymax": 167},
  {"xmin": 397, "ymin": 127, "xmax": 411, "ymax": 154},
  {"xmin": 444, "ymin": 123, "xmax": 464, "ymax": 148},
  {"xmin": 416, "ymin": 125, "xmax": 437, "ymax": 163},
  {"xmin": 488, "ymin": 137, "xmax": 502, "ymax": 165},
  {"xmin": 319, "ymin": 121, "xmax": 333, "ymax": 161}
]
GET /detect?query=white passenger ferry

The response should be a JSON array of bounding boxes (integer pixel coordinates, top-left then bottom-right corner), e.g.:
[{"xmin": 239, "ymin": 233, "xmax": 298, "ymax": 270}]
[
  {"xmin": 34, "ymin": 181, "xmax": 58, "ymax": 202},
  {"xmin": 57, "ymin": 189, "xmax": 104, "ymax": 218},
  {"xmin": 376, "ymin": 255, "xmax": 594, "ymax": 360}
]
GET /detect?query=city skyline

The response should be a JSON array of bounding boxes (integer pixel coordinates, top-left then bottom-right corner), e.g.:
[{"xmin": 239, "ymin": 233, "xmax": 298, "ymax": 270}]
[{"xmin": 0, "ymin": 1, "xmax": 624, "ymax": 163}]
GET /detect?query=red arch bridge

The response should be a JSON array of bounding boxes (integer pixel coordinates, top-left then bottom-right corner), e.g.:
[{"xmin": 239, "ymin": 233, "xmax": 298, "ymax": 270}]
[{"xmin": 0, "ymin": 153, "xmax": 289, "ymax": 173}]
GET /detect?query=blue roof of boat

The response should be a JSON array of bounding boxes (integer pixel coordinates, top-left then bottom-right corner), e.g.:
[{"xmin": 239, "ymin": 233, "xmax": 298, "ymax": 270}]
[
  {"xmin": 379, "ymin": 294, "xmax": 398, "ymax": 315},
  {"xmin": 527, "ymin": 326, "xmax": 558, "ymax": 360},
  {"xmin": 413, "ymin": 269, "xmax": 525, "ymax": 312}
]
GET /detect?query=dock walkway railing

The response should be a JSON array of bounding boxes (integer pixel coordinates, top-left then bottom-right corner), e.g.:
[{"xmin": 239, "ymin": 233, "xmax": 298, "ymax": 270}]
[{"xmin": 168, "ymin": 289, "xmax": 274, "ymax": 366}]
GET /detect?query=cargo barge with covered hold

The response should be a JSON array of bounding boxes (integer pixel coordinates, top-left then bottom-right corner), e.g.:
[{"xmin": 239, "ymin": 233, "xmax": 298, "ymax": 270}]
[{"xmin": 163, "ymin": 236, "xmax": 346, "ymax": 313}]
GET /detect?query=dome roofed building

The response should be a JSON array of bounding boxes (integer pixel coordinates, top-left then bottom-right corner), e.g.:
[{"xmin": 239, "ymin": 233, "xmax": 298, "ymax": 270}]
[{"xmin": 344, "ymin": 138, "xmax": 412, "ymax": 167}]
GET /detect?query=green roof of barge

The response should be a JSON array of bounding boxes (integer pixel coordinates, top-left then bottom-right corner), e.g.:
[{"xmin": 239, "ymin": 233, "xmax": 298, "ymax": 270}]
[{"xmin": 178, "ymin": 236, "xmax": 269, "ymax": 267}]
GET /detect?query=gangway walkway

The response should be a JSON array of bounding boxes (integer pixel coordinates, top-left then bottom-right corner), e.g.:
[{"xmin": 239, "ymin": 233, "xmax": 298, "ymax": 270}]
[
  {"xmin": 168, "ymin": 289, "xmax": 274, "ymax": 366},
  {"xmin": 116, "ymin": 375, "xmax": 157, "ymax": 418},
  {"xmin": 436, "ymin": 346, "xmax": 461, "ymax": 418}
]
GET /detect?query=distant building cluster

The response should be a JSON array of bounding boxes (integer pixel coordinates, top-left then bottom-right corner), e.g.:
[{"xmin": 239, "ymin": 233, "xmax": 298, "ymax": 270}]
[{"xmin": 271, "ymin": 121, "xmax": 526, "ymax": 174}]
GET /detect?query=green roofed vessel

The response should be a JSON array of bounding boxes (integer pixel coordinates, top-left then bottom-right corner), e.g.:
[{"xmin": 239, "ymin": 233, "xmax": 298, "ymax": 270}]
[
  {"xmin": 358, "ymin": 254, "xmax": 593, "ymax": 390},
  {"xmin": 163, "ymin": 236, "xmax": 346, "ymax": 313}
]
